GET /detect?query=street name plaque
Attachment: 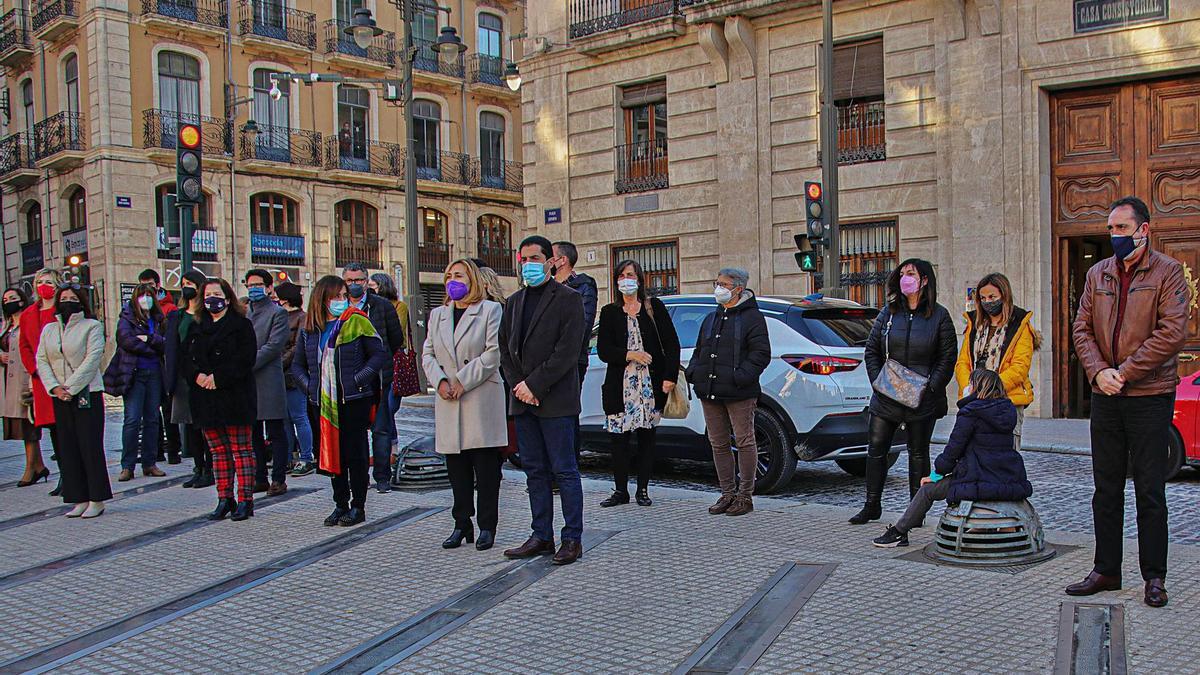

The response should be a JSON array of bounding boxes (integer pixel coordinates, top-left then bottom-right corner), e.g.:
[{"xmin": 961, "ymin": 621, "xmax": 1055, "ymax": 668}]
[{"xmin": 1074, "ymin": 0, "xmax": 1168, "ymax": 33}]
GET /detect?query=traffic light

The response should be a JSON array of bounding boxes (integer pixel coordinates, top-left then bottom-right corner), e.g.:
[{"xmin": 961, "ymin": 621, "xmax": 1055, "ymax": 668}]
[
  {"xmin": 793, "ymin": 233, "xmax": 822, "ymax": 273},
  {"xmin": 804, "ymin": 181, "xmax": 827, "ymax": 247},
  {"xmin": 175, "ymin": 122, "xmax": 203, "ymax": 207}
]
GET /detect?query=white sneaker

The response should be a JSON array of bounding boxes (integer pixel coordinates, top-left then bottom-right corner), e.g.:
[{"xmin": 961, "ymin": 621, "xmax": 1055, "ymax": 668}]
[
  {"xmin": 65, "ymin": 503, "xmax": 88, "ymax": 518},
  {"xmin": 81, "ymin": 501, "xmax": 105, "ymax": 519}
]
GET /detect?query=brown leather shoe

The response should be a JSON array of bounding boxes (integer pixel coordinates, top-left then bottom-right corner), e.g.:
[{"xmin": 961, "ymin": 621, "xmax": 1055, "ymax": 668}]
[
  {"xmin": 117, "ymin": 469, "xmax": 134, "ymax": 482},
  {"xmin": 552, "ymin": 539, "xmax": 582, "ymax": 565},
  {"xmin": 267, "ymin": 482, "xmax": 288, "ymax": 497},
  {"xmin": 726, "ymin": 496, "xmax": 754, "ymax": 517},
  {"xmin": 143, "ymin": 466, "xmax": 166, "ymax": 477},
  {"xmin": 503, "ymin": 536, "xmax": 555, "ymax": 559},
  {"xmin": 708, "ymin": 494, "xmax": 735, "ymax": 515},
  {"xmin": 1065, "ymin": 571, "xmax": 1121, "ymax": 596},
  {"xmin": 1144, "ymin": 578, "xmax": 1168, "ymax": 608}
]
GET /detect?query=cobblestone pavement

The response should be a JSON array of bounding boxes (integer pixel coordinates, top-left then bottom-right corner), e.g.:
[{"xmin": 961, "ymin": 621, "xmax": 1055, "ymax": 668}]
[{"xmin": 0, "ymin": 405, "xmax": 1196, "ymax": 674}]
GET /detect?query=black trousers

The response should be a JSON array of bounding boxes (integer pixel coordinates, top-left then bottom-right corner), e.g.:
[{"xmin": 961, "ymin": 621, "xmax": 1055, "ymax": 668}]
[
  {"xmin": 610, "ymin": 428, "xmax": 656, "ymax": 493},
  {"xmin": 1090, "ymin": 393, "xmax": 1172, "ymax": 581},
  {"xmin": 160, "ymin": 392, "xmax": 180, "ymax": 456},
  {"xmin": 864, "ymin": 414, "xmax": 935, "ymax": 501},
  {"xmin": 445, "ymin": 448, "xmax": 502, "ymax": 530},
  {"xmin": 185, "ymin": 424, "xmax": 211, "ymax": 473},
  {"xmin": 331, "ymin": 397, "xmax": 374, "ymax": 510},
  {"xmin": 52, "ymin": 394, "xmax": 112, "ymax": 504},
  {"xmin": 253, "ymin": 418, "xmax": 288, "ymax": 484}
]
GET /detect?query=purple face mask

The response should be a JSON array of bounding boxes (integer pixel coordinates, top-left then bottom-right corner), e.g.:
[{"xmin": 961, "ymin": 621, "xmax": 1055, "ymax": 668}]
[
  {"xmin": 446, "ymin": 280, "xmax": 469, "ymax": 301},
  {"xmin": 899, "ymin": 275, "xmax": 921, "ymax": 296}
]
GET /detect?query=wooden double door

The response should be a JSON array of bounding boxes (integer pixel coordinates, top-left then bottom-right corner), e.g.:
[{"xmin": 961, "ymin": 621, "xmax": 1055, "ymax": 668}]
[{"xmin": 1052, "ymin": 75, "xmax": 1200, "ymax": 418}]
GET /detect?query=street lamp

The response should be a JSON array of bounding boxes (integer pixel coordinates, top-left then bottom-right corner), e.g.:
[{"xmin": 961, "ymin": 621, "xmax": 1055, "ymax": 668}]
[
  {"xmin": 503, "ymin": 61, "xmax": 521, "ymax": 91},
  {"xmin": 344, "ymin": 7, "xmax": 383, "ymax": 49},
  {"xmin": 240, "ymin": 118, "xmax": 260, "ymax": 144}
]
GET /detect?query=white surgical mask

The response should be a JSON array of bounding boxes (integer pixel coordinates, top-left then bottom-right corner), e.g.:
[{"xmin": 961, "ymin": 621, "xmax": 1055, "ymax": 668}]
[
  {"xmin": 617, "ymin": 278, "xmax": 639, "ymax": 296},
  {"xmin": 137, "ymin": 295, "xmax": 154, "ymax": 311},
  {"xmin": 714, "ymin": 286, "xmax": 734, "ymax": 304}
]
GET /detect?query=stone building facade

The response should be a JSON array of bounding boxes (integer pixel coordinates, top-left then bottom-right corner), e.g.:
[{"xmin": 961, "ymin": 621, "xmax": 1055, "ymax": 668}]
[
  {"xmin": 517, "ymin": 0, "xmax": 1200, "ymax": 418},
  {"xmin": 0, "ymin": 0, "xmax": 526, "ymax": 332}
]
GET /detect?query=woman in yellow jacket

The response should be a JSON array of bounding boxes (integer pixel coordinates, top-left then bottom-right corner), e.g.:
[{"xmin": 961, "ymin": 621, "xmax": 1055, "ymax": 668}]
[{"xmin": 955, "ymin": 273, "xmax": 1041, "ymax": 451}]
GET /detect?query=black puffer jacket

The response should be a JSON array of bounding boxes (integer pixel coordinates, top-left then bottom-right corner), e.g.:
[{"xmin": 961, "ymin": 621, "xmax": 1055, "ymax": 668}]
[
  {"xmin": 864, "ymin": 302, "xmax": 957, "ymax": 422},
  {"xmin": 685, "ymin": 291, "xmax": 771, "ymax": 402},
  {"xmin": 935, "ymin": 395, "xmax": 1032, "ymax": 503}
]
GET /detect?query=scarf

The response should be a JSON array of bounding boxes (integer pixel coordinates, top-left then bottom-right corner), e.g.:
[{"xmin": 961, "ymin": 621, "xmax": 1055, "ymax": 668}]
[
  {"xmin": 973, "ymin": 322, "xmax": 1008, "ymax": 372},
  {"xmin": 317, "ymin": 306, "xmax": 378, "ymax": 476}
]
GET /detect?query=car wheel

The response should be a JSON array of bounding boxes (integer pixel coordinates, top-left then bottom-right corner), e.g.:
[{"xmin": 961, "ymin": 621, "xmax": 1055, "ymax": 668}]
[
  {"xmin": 1166, "ymin": 428, "xmax": 1185, "ymax": 481},
  {"xmin": 739, "ymin": 407, "xmax": 795, "ymax": 494},
  {"xmin": 834, "ymin": 454, "xmax": 900, "ymax": 477}
]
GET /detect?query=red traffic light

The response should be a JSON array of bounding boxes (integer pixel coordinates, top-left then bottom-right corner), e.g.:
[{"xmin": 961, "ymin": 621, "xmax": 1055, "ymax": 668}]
[
  {"xmin": 178, "ymin": 124, "xmax": 202, "ymax": 150},
  {"xmin": 806, "ymin": 182, "xmax": 822, "ymax": 201}
]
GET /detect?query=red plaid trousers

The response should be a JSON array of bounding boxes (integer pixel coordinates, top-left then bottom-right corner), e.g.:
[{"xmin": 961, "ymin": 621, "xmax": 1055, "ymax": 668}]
[{"xmin": 203, "ymin": 425, "xmax": 256, "ymax": 504}]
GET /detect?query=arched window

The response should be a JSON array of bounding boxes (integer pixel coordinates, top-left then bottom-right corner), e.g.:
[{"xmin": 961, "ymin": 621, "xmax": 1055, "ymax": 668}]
[
  {"xmin": 419, "ymin": 207, "xmax": 447, "ymax": 245},
  {"xmin": 476, "ymin": 214, "xmax": 513, "ymax": 275},
  {"xmin": 67, "ymin": 187, "xmax": 86, "ymax": 232},
  {"xmin": 478, "ymin": 13, "xmax": 502, "ymax": 59},
  {"xmin": 413, "ymin": 99, "xmax": 441, "ymax": 178},
  {"xmin": 155, "ymin": 183, "xmax": 216, "ymax": 261},
  {"xmin": 250, "ymin": 192, "xmax": 299, "ymax": 235},
  {"xmin": 64, "ymin": 56, "xmax": 80, "ymax": 116},
  {"xmin": 252, "ymin": 69, "xmax": 290, "ymax": 156},
  {"xmin": 23, "ymin": 202, "xmax": 42, "ymax": 243},
  {"xmin": 21, "ymin": 80, "xmax": 34, "ymax": 137},
  {"xmin": 337, "ymin": 84, "xmax": 369, "ymax": 167},
  {"xmin": 157, "ymin": 51, "xmax": 202, "ymax": 148},
  {"xmin": 479, "ymin": 111, "xmax": 506, "ymax": 187},
  {"xmin": 335, "ymin": 199, "xmax": 379, "ymax": 267},
  {"xmin": 21, "ymin": 202, "xmax": 43, "ymax": 275}
]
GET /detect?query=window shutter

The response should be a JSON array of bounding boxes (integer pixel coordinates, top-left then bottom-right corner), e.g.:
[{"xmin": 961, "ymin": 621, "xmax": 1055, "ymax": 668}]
[
  {"xmin": 831, "ymin": 38, "xmax": 884, "ymax": 103},
  {"xmin": 620, "ymin": 80, "xmax": 667, "ymax": 109}
]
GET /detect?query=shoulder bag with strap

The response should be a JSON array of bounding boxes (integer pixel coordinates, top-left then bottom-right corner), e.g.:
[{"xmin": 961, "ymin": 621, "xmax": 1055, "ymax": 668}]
[
  {"xmin": 871, "ymin": 313, "xmax": 928, "ymax": 410},
  {"xmin": 644, "ymin": 299, "xmax": 690, "ymax": 419},
  {"xmin": 391, "ymin": 317, "xmax": 421, "ymax": 398}
]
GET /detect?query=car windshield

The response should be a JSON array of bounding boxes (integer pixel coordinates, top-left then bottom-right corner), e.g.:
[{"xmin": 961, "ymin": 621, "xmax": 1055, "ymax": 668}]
[{"xmin": 789, "ymin": 307, "xmax": 877, "ymax": 347}]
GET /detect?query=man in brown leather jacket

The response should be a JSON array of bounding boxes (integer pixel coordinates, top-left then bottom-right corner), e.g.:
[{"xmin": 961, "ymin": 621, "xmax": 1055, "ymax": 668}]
[{"xmin": 1067, "ymin": 196, "xmax": 1190, "ymax": 608}]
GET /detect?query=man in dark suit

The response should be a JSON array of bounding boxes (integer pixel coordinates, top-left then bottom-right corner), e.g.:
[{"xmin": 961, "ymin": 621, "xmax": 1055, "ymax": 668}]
[{"xmin": 500, "ymin": 235, "xmax": 586, "ymax": 565}]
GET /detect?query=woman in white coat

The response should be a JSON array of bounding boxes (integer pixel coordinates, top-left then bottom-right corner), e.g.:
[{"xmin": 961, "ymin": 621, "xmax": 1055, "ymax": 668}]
[{"xmin": 423, "ymin": 259, "xmax": 507, "ymax": 551}]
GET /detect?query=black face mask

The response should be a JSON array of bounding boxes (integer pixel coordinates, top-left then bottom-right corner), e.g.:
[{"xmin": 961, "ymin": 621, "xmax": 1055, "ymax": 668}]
[
  {"xmin": 57, "ymin": 301, "xmax": 82, "ymax": 321},
  {"xmin": 981, "ymin": 299, "xmax": 1004, "ymax": 317},
  {"xmin": 2, "ymin": 300, "xmax": 24, "ymax": 317},
  {"xmin": 181, "ymin": 287, "xmax": 197, "ymax": 302}
]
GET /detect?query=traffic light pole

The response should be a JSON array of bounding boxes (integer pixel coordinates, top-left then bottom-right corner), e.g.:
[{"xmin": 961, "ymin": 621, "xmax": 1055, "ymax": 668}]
[
  {"xmin": 819, "ymin": 0, "xmax": 841, "ymax": 297},
  {"xmin": 401, "ymin": 0, "xmax": 426, "ymax": 368},
  {"xmin": 179, "ymin": 204, "xmax": 194, "ymax": 274}
]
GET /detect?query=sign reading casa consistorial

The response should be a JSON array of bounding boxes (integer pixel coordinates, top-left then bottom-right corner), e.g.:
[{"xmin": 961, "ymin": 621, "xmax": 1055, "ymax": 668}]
[{"xmin": 1074, "ymin": 0, "xmax": 1169, "ymax": 33}]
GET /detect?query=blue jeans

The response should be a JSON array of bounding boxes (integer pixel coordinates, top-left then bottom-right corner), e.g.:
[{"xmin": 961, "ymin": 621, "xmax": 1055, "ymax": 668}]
[
  {"xmin": 371, "ymin": 384, "xmax": 397, "ymax": 483},
  {"xmin": 284, "ymin": 387, "xmax": 314, "ymax": 463},
  {"xmin": 514, "ymin": 412, "xmax": 583, "ymax": 542},
  {"xmin": 121, "ymin": 369, "xmax": 162, "ymax": 470}
]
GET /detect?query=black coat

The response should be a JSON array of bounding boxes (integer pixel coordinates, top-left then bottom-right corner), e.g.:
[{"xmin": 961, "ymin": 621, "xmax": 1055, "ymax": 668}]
[
  {"xmin": 934, "ymin": 395, "xmax": 1033, "ymax": 503},
  {"xmin": 182, "ymin": 312, "xmax": 258, "ymax": 428},
  {"xmin": 499, "ymin": 279, "xmax": 585, "ymax": 418},
  {"xmin": 864, "ymin": 302, "xmax": 957, "ymax": 422},
  {"xmin": 162, "ymin": 309, "xmax": 196, "ymax": 397},
  {"xmin": 596, "ymin": 298, "xmax": 681, "ymax": 416},
  {"xmin": 564, "ymin": 272, "xmax": 598, "ymax": 369},
  {"xmin": 685, "ymin": 292, "xmax": 772, "ymax": 402}
]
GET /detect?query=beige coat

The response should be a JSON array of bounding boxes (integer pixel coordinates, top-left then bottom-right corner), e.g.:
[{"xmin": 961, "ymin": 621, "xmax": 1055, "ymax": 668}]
[
  {"xmin": 422, "ymin": 300, "xmax": 507, "ymax": 454},
  {"xmin": 35, "ymin": 314, "xmax": 105, "ymax": 396},
  {"xmin": 1, "ymin": 322, "xmax": 30, "ymax": 419}
]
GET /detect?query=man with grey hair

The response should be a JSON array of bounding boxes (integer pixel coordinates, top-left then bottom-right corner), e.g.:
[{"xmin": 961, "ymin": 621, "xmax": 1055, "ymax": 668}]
[{"xmin": 684, "ymin": 268, "xmax": 771, "ymax": 516}]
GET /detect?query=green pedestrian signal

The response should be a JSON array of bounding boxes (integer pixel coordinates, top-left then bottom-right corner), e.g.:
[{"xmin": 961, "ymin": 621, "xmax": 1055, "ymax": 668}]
[{"xmin": 795, "ymin": 250, "xmax": 821, "ymax": 272}]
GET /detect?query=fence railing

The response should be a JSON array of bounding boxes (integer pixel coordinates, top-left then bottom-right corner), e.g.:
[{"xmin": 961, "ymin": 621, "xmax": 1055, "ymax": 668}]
[
  {"xmin": 143, "ymin": 108, "xmax": 232, "ymax": 155},
  {"xmin": 237, "ymin": 0, "xmax": 316, "ymax": 49},
  {"xmin": 324, "ymin": 19, "xmax": 395, "ymax": 65},
  {"xmin": 478, "ymin": 246, "xmax": 515, "ymax": 276},
  {"xmin": 569, "ymin": 0, "xmax": 678, "ymax": 39},
  {"xmin": 0, "ymin": 132, "xmax": 36, "ymax": 175},
  {"xmin": 31, "ymin": 0, "xmax": 76, "ymax": 33},
  {"xmin": 615, "ymin": 137, "xmax": 668, "ymax": 194},
  {"xmin": 470, "ymin": 157, "xmax": 522, "ymax": 193},
  {"xmin": 335, "ymin": 238, "xmax": 381, "ymax": 268},
  {"xmin": 418, "ymin": 242, "xmax": 450, "ymax": 273},
  {"xmin": 0, "ymin": 9, "xmax": 32, "ymax": 55},
  {"xmin": 33, "ymin": 111, "xmax": 85, "ymax": 158},
  {"xmin": 836, "ymin": 100, "xmax": 886, "ymax": 165},
  {"xmin": 412, "ymin": 150, "xmax": 470, "ymax": 185},
  {"xmin": 140, "ymin": 0, "xmax": 228, "ymax": 28},
  {"xmin": 413, "ymin": 37, "xmax": 463, "ymax": 78},
  {"xmin": 467, "ymin": 54, "xmax": 504, "ymax": 87},
  {"xmin": 324, "ymin": 136, "xmax": 403, "ymax": 176},
  {"xmin": 239, "ymin": 124, "xmax": 322, "ymax": 167}
]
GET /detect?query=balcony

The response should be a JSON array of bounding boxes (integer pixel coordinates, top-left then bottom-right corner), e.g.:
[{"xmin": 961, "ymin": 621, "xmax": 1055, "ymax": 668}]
[
  {"xmin": 323, "ymin": 20, "xmax": 395, "ymax": 70},
  {"xmin": 324, "ymin": 137, "xmax": 402, "ymax": 183},
  {"xmin": 251, "ymin": 232, "xmax": 305, "ymax": 266},
  {"xmin": 836, "ymin": 101, "xmax": 886, "ymax": 165},
  {"xmin": 467, "ymin": 54, "xmax": 506, "ymax": 89},
  {"xmin": 21, "ymin": 241, "xmax": 43, "ymax": 276},
  {"xmin": 0, "ymin": 133, "xmax": 39, "ymax": 188},
  {"xmin": 478, "ymin": 246, "xmax": 515, "ymax": 276},
  {"xmin": 418, "ymin": 242, "xmax": 450, "ymax": 273},
  {"xmin": 413, "ymin": 151, "xmax": 470, "ymax": 187},
  {"xmin": 470, "ymin": 157, "xmax": 522, "ymax": 194},
  {"xmin": 413, "ymin": 38, "xmax": 463, "ymax": 80},
  {"xmin": 156, "ymin": 226, "xmax": 218, "ymax": 262},
  {"xmin": 615, "ymin": 137, "xmax": 668, "ymax": 194},
  {"xmin": 31, "ymin": 0, "xmax": 77, "ymax": 41},
  {"xmin": 143, "ymin": 109, "xmax": 232, "ymax": 156},
  {"xmin": 569, "ymin": 0, "xmax": 684, "ymax": 53},
  {"xmin": 0, "ymin": 10, "xmax": 33, "ymax": 68},
  {"xmin": 236, "ymin": 0, "xmax": 316, "ymax": 56},
  {"xmin": 239, "ymin": 124, "xmax": 322, "ymax": 170},
  {"xmin": 33, "ymin": 111, "xmax": 86, "ymax": 170},
  {"xmin": 335, "ymin": 238, "xmax": 380, "ymax": 269},
  {"xmin": 141, "ymin": 0, "xmax": 228, "ymax": 36}
]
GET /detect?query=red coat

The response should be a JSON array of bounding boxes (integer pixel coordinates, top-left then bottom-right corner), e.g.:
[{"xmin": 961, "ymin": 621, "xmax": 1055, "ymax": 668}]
[
  {"xmin": 158, "ymin": 293, "xmax": 179, "ymax": 315},
  {"xmin": 19, "ymin": 304, "xmax": 58, "ymax": 427}
]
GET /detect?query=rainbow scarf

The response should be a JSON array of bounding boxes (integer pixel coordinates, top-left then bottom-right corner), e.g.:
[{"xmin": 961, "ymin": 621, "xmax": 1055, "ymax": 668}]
[{"xmin": 317, "ymin": 306, "xmax": 378, "ymax": 476}]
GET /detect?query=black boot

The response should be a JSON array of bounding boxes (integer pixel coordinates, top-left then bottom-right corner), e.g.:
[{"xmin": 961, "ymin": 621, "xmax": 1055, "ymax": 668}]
[
  {"xmin": 194, "ymin": 470, "xmax": 215, "ymax": 488},
  {"xmin": 182, "ymin": 466, "xmax": 201, "ymax": 488},
  {"xmin": 207, "ymin": 498, "xmax": 236, "ymax": 521},
  {"xmin": 849, "ymin": 455, "xmax": 887, "ymax": 525},
  {"xmin": 908, "ymin": 453, "xmax": 931, "ymax": 500},
  {"xmin": 442, "ymin": 523, "xmax": 475, "ymax": 549},
  {"xmin": 476, "ymin": 530, "xmax": 495, "ymax": 551},
  {"xmin": 230, "ymin": 502, "xmax": 254, "ymax": 521}
]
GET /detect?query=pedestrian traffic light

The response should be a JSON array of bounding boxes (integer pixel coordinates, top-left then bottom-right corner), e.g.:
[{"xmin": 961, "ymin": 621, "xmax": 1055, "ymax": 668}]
[
  {"xmin": 175, "ymin": 123, "xmax": 203, "ymax": 207},
  {"xmin": 804, "ymin": 181, "xmax": 827, "ymax": 246},
  {"xmin": 793, "ymin": 233, "xmax": 822, "ymax": 273}
]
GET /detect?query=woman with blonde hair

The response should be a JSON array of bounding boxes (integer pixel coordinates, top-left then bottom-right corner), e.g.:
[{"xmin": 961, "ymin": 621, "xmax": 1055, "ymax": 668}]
[
  {"xmin": 20, "ymin": 267, "xmax": 65, "ymax": 495},
  {"xmin": 475, "ymin": 264, "xmax": 508, "ymax": 306},
  {"xmin": 423, "ymin": 259, "xmax": 506, "ymax": 550},
  {"xmin": 954, "ymin": 272, "xmax": 1041, "ymax": 451}
]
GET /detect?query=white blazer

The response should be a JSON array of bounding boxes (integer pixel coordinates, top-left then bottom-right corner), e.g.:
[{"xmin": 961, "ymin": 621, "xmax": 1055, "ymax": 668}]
[{"xmin": 421, "ymin": 299, "xmax": 507, "ymax": 454}]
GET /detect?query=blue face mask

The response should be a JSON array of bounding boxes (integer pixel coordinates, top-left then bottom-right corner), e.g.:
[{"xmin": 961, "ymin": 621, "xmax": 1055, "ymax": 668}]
[
  {"xmin": 1111, "ymin": 225, "xmax": 1147, "ymax": 261},
  {"xmin": 328, "ymin": 299, "xmax": 349, "ymax": 317},
  {"xmin": 247, "ymin": 287, "xmax": 267, "ymax": 302},
  {"xmin": 521, "ymin": 261, "xmax": 548, "ymax": 287}
]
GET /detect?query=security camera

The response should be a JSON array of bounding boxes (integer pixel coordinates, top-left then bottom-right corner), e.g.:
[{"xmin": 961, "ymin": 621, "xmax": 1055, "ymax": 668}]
[{"xmin": 269, "ymin": 83, "xmax": 282, "ymax": 102}]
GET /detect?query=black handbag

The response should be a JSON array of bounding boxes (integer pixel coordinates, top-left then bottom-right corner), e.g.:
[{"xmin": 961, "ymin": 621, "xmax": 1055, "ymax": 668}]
[{"xmin": 871, "ymin": 315, "xmax": 928, "ymax": 409}]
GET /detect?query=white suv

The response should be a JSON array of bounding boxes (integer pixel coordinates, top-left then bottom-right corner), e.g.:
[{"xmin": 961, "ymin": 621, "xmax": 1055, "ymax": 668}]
[{"xmin": 580, "ymin": 294, "xmax": 902, "ymax": 494}]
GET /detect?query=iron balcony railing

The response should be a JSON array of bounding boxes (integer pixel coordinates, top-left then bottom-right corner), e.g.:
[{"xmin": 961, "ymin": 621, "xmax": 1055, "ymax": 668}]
[
  {"xmin": 140, "ymin": 0, "xmax": 228, "ymax": 28},
  {"xmin": 237, "ymin": 0, "xmax": 316, "ymax": 49},
  {"xmin": 143, "ymin": 108, "xmax": 232, "ymax": 154},
  {"xmin": 615, "ymin": 137, "xmax": 668, "ymax": 194},
  {"xmin": 836, "ymin": 100, "xmax": 886, "ymax": 165},
  {"xmin": 33, "ymin": 111, "xmax": 85, "ymax": 158},
  {"xmin": 335, "ymin": 238, "xmax": 381, "ymax": 269},
  {"xmin": 413, "ymin": 37, "xmax": 463, "ymax": 78},
  {"xmin": 324, "ymin": 19, "xmax": 395, "ymax": 66},
  {"xmin": 239, "ymin": 124, "xmax": 322, "ymax": 167},
  {"xmin": 412, "ymin": 150, "xmax": 470, "ymax": 186},
  {"xmin": 477, "ymin": 246, "xmax": 515, "ymax": 276},
  {"xmin": 0, "ymin": 132, "xmax": 36, "ymax": 175},
  {"xmin": 250, "ymin": 232, "xmax": 305, "ymax": 265},
  {"xmin": 325, "ymin": 136, "xmax": 403, "ymax": 176},
  {"xmin": 569, "ymin": 0, "xmax": 678, "ymax": 39},
  {"xmin": 21, "ymin": 240, "xmax": 43, "ymax": 275},
  {"xmin": 0, "ymin": 9, "xmax": 32, "ymax": 55},
  {"xmin": 31, "ymin": 0, "xmax": 76, "ymax": 33},
  {"xmin": 418, "ymin": 242, "xmax": 450, "ymax": 273},
  {"xmin": 467, "ymin": 54, "xmax": 504, "ymax": 87},
  {"xmin": 470, "ymin": 157, "xmax": 522, "ymax": 193}
]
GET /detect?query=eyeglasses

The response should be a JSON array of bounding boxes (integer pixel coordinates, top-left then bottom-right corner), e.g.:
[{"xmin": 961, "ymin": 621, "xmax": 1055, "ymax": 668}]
[
  {"xmin": 58, "ymin": 283, "xmax": 82, "ymax": 291},
  {"xmin": 713, "ymin": 281, "xmax": 736, "ymax": 290},
  {"xmin": 244, "ymin": 281, "xmax": 266, "ymax": 289}
]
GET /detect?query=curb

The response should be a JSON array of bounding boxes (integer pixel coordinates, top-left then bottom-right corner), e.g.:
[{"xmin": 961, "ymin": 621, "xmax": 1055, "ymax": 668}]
[{"xmin": 931, "ymin": 434, "xmax": 1090, "ymax": 457}]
